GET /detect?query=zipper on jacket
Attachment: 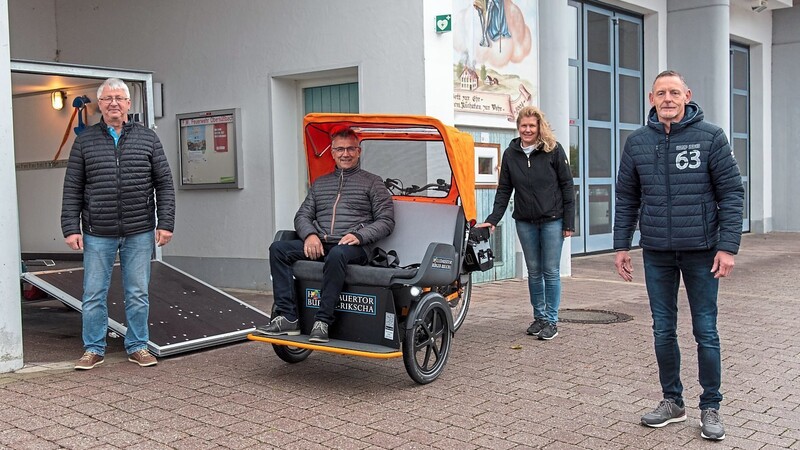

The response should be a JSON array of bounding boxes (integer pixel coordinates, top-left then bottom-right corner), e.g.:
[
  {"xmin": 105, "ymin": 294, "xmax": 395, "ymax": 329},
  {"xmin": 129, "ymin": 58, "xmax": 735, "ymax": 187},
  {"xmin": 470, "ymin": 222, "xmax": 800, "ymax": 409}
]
[
  {"xmin": 115, "ymin": 133, "xmax": 124, "ymax": 237},
  {"xmin": 329, "ymin": 170, "xmax": 345, "ymax": 238},
  {"xmin": 664, "ymin": 134, "xmax": 672, "ymax": 248},
  {"xmin": 525, "ymin": 152, "xmax": 536, "ymax": 220}
]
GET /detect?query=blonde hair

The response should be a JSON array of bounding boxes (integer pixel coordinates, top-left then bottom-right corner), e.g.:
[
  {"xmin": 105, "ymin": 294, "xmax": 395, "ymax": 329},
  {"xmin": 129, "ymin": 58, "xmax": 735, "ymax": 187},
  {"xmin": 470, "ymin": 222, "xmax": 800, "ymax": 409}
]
[{"xmin": 516, "ymin": 106, "xmax": 557, "ymax": 152}]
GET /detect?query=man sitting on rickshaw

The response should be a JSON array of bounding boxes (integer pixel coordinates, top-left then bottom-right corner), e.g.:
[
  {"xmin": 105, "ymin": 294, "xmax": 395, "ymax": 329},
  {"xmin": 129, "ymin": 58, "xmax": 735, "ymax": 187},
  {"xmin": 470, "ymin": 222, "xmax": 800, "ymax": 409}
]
[{"xmin": 256, "ymin": 127, "xmax": 395, "ymax": 343}]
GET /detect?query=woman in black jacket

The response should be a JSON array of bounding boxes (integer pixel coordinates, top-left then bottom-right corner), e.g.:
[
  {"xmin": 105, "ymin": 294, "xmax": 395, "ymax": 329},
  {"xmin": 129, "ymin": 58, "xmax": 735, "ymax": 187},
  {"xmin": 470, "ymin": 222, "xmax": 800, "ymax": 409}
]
[{"xmin": 476, "ymin": 106, "xmax": 574, "ymax": 340}]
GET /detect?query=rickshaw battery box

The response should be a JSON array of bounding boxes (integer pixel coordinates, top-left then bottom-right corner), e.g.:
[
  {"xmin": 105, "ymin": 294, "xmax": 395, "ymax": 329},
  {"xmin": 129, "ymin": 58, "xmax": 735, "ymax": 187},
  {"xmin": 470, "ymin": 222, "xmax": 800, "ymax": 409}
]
[
  {"xmin": 296, "ymin": 282, "xmax": 401, "ymax": 348},
  {"xmin": 464, "ymin": 226, "xmax": 494, "ymax": 272}
]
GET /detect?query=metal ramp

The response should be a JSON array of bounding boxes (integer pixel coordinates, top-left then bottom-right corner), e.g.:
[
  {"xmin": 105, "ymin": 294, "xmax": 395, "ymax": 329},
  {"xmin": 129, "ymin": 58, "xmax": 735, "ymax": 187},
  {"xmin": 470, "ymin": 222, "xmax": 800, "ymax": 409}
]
[{"xmin": 21, "ymin": 260, "xmax": 270, "ymax": 356}]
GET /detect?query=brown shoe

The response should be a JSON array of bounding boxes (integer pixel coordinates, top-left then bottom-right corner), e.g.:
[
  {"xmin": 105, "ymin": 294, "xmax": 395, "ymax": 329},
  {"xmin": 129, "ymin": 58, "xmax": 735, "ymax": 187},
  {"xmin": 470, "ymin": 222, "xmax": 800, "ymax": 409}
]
[
  {"xmin": 75, "ymin": 351, "xmax": 104, "ymax": 370},
  {"xmin": 128, "ymin": 349, "xmax": 158, "ymax": 367}
]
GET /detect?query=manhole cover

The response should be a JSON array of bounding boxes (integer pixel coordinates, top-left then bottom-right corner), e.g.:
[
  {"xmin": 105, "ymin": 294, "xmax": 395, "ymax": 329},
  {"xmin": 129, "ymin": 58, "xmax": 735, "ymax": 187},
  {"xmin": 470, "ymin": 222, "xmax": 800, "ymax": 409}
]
[{"xmin": 559, "ymin": 309, "xmax": 633, "ymax": 324}]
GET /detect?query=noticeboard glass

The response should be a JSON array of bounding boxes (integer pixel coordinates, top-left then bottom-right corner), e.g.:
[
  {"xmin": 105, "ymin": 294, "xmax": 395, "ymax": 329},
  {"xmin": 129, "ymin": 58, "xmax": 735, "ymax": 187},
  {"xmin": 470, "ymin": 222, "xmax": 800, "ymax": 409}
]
[{"xmin": 177, "ymin": 108, "xmax": 243, "ymax": 189}]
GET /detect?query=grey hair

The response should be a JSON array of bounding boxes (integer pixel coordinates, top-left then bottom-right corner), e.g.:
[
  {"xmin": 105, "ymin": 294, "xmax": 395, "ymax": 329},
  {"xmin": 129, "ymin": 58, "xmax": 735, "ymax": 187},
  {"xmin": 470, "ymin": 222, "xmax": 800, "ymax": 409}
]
[
  {"xmin": 97, "ymin": 78, "xmax": 130, "ymax": 99},
  {"xmin": 652, "ymin": 70, "xmax": 689, "ymax": 90}
]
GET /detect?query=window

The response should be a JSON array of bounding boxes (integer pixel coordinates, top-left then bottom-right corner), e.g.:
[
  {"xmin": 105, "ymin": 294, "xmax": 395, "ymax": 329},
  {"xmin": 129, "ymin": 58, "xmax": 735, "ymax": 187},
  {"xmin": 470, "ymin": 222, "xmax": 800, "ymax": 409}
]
[{"xmin": 730, "ymin": 43, "xmax": 750, "ymax": 232}]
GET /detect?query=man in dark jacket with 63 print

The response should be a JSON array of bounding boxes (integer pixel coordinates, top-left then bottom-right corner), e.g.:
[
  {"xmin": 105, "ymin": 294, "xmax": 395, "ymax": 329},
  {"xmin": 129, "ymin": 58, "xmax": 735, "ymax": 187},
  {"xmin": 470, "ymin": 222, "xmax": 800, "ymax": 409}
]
[{"xmin": 613, "ymin": 70, "xmax": 744, "ymax": 441}]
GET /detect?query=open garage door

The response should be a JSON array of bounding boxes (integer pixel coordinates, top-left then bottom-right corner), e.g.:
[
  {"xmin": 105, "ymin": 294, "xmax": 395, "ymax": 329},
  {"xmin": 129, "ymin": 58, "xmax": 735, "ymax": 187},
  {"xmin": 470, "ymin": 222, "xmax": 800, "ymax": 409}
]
[{"xmin": 22, "ymin": 261, "xmax": 270, "ymax": 356}]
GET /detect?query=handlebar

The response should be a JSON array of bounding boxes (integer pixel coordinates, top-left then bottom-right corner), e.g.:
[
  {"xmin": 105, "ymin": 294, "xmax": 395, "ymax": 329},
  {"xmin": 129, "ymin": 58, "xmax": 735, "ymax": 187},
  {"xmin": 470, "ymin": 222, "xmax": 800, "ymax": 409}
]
[{"xmin": 385, "ymin": 178, "xmax": 450, "ymax": 196}]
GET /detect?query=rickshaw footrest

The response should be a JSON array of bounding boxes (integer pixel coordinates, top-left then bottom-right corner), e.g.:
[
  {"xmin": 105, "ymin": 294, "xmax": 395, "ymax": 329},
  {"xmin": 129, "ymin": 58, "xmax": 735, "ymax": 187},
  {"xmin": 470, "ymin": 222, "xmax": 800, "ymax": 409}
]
[{"xmin": 248, "ymin": 333, "xmax": 403, "ymax": 359}]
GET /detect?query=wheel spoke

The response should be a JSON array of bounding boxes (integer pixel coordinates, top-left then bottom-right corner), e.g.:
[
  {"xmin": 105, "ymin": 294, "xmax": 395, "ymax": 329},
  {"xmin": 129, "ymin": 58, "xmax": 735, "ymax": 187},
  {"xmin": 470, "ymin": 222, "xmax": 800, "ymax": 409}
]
[
  {"xmin": 432, "ymin": 311, "xmax": 445, "ymax": 339},
  {"xmin": 421, "ymin": 344, "xmax": 432, "ymax": 368},
  {"xmin": 428, "ymin": 338, "xmax": 441, "ymax": 361}
]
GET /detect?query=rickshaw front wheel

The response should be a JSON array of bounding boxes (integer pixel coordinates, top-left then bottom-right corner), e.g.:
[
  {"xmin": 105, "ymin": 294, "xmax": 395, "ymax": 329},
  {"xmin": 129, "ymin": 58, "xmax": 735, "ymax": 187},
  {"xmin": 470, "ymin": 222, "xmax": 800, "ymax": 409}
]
[
  {"xmin": 269, "ymin": 304, "xmax": 312, "ymax": 363},
  {"xmin": 403, "ymin": 295, "xmax": 453, "ymax": 384},
  {"xmin": 272, "ymin": 343, "xmax": 312, "ymax": 364}
]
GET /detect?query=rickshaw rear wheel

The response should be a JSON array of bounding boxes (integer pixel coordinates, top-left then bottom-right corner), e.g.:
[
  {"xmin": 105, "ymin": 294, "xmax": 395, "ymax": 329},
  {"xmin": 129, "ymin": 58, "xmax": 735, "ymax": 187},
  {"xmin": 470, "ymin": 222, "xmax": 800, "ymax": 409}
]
[
  {"xmin": 448, "ymin": 274, "xmax": 472, "ymax": 332},
  {"xmin": 403, "ymin": 297, "xmax": 453, "ymax": 384},
  {"xmin": 269, "ymin": 304, "xmax": 312, "ymax": 363}
]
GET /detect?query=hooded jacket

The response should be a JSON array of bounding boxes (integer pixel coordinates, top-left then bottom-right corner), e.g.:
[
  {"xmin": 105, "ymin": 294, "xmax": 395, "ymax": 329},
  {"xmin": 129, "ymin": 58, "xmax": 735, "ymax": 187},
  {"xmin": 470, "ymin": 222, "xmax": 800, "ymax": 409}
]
[
  {"xmin": 294, "ymin": 165, "xmax": 394, "ymax": 253},
  {"xmin": 485, "ymin": 137, "xmax": 574, "ymax": 230},
  {"xmin": 61, "ymin": 120, "xmax": 175, "ymax": 238},
  {"xmin": 613, "ymin": 102, "xmax": 744, "ymax": 254}
]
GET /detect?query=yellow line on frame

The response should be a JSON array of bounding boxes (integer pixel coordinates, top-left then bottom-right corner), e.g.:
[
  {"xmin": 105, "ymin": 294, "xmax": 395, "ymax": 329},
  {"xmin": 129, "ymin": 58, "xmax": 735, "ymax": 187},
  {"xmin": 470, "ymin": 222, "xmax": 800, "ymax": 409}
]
[{"xmin": 247, "ymin": 334, "xmax": 403, "ymax": 359}]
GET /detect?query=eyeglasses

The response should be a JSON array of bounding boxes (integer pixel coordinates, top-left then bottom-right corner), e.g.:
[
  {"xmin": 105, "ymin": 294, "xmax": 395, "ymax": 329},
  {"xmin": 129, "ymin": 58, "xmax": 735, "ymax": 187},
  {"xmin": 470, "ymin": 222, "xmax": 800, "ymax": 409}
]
[
  {"xmin": 98, "ymin": 96, "xmax": 130, "ymax": 104},
  {"xmin": 331, "ymin": 146, "xmax": 360, "ymax": 154}
]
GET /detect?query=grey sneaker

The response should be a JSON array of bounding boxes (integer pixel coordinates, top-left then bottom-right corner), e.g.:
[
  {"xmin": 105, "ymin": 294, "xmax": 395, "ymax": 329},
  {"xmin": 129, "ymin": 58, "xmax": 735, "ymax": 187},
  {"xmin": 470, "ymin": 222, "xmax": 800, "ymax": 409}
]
[
  {"xmin": 641, "ymin": 399, "xmax": 687, "ymax": 427},
  {"xmin": 538, "ymin": 322, "xmax": 558, "ymax": 340},
  {"xmin": 700, "ymin": 408, "xmax": 726, "ymax": 440},
  {"xmin": 526, "ymin": 318, "xmax": 547, "ymax": 336},
  {"xmin": 308, "ymin": 321, "xmax": 329, "ymax": 343},
  {"xmin": 256, "ymin": 316, "xmax": 300, "ymax": 336}
]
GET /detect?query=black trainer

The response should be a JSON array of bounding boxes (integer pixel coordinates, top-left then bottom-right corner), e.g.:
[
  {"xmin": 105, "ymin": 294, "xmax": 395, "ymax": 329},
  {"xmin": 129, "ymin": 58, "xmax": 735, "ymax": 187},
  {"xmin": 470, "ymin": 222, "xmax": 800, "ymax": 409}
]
[
  {"xmin": 308, "ymin": 321, "xmax": 329, "ymax": 343},
  {"xmin": 538, "ymin": 322, "xmax": 558, "ymax": 340},
  {"xmin": 526, "ymin": 318, "xmax": 547, "ymax": 336},
  {"xmin": 255, "ymin": 316, "xmax": 300, "ymax": 336}
]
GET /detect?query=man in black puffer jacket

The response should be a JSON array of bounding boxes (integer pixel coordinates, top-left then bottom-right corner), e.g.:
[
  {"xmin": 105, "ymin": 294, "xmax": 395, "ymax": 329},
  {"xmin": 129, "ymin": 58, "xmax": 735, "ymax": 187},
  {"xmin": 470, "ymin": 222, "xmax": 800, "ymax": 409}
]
[
  {"xmin": 614, "ymin": 71, "xmax": 743, "ymax": 441},
  {"xmin": 62, "ymin": 78, "xmax": 175, "ymax": 370},
  {"xmin": 257, "ymin": 127, "xmax": 394, "ymax": 343}
]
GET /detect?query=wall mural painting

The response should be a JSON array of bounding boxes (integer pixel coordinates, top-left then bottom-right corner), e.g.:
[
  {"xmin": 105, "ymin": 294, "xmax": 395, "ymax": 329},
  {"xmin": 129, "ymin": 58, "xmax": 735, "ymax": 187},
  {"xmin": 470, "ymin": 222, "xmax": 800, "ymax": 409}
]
[{"xmin": 453, "ymin": 0, "xmax": 538, "ymax": 123}]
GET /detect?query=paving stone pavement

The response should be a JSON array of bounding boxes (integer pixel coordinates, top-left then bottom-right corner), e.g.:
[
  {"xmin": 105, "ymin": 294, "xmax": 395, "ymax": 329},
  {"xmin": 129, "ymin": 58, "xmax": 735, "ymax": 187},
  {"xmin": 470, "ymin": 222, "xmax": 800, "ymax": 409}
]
[{"xmin": 2, "ymin": 232, "xmax": 799, "ymax": 449}]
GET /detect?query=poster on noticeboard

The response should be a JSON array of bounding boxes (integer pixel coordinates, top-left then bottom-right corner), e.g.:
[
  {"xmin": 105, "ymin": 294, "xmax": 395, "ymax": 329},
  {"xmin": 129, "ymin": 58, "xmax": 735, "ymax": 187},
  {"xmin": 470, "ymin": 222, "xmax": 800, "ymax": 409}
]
[{"xmin": 177, "ymin": 108, "xmax": 243, "ymax": 189}]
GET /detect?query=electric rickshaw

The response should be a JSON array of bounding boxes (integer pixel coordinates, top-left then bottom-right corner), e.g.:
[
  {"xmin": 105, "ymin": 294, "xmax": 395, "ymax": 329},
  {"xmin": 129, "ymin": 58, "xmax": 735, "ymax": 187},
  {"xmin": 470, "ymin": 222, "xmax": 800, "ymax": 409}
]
[{"xmin": 247, "ymin": 114, "xmax": 493, "ymax": 384}]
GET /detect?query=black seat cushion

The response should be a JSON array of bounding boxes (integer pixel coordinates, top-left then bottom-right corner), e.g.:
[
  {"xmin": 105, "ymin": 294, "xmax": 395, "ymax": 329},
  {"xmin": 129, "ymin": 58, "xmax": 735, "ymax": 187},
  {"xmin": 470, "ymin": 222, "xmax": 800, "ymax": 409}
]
[{"xmin": 293, "ymin": 260, "xmax": 417, "ymax": 286}]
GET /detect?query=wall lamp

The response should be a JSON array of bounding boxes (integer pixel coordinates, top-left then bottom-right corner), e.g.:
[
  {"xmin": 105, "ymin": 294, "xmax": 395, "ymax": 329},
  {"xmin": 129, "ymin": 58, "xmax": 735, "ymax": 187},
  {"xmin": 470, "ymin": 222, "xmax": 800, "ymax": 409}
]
[{"xmin": 51, "ymin": 91, "xmax": 66, "ymax": 110}]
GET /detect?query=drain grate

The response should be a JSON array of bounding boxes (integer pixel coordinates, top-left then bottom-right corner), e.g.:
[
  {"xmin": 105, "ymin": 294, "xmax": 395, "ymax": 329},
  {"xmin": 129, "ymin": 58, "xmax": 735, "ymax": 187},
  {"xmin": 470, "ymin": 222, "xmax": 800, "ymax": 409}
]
[{"xmin": 559, "ymin": 308, "xmax": 633, "ymax": 324}]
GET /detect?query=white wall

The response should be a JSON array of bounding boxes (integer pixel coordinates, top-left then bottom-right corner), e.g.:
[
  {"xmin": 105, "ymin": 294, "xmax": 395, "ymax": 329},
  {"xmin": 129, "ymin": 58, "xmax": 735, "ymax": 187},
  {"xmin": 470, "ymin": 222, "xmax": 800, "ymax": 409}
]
[
  {"xmin": 772, "ymin": 4, "xmax": 800, "ymax": 231},
  {"xmin": 9, "ymin": 0, "xmax": 428, "ymax": 289},
  {"xmin": 1, "ymin": 0, "xmax": 24, "ymax": 373},
  {"xmin": 423, "ymin": 0, "xmax": 455, "ymax": 126},
  {"xmin": 7, "ymin": 0, "xmax": 56, "ymax": 61},
  {"xmin": 667, "ymin": 0, "xmax": 731, "ymax": 132}
]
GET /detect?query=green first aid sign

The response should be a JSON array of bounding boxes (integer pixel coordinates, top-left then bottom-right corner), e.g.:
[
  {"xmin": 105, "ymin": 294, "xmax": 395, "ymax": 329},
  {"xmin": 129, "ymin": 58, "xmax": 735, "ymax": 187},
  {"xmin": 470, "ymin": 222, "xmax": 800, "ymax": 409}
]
[{"xmin": 435, "ymin": 14, "xmax": 451, "ymax": 33}]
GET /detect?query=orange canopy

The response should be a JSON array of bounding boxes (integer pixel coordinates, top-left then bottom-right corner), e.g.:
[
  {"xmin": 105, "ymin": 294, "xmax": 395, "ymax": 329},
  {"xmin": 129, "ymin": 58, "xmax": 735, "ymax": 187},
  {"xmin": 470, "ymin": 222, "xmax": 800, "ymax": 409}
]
[{"xmin": 302, "ymin": 114, "xmax": 476, "ymax": 221}]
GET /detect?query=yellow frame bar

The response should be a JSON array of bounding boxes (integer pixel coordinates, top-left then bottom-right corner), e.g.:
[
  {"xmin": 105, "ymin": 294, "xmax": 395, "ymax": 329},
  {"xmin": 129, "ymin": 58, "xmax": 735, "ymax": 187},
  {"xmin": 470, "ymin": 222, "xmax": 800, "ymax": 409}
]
[{"xmin": 247, "ymin": 334, "xmax": 403, "ymax": 359}]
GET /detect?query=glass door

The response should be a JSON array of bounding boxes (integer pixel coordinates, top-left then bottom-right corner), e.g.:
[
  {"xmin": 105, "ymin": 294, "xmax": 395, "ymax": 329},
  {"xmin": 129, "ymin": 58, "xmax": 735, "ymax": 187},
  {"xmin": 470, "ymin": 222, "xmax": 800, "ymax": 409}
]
[{"xmin": 569, "ymin": 2, "xmax": 643, "ymax": 253}]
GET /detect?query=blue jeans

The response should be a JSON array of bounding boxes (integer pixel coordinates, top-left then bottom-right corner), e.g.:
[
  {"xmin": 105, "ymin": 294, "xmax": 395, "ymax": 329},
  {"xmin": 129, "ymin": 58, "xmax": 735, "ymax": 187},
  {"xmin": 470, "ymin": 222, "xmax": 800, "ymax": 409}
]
[
  {"xmin": 82, "ymin": 232, "xmax": 154, "ymax": 355},
  {"xmin": 515, "ymin": 219, "xmax": 564, "ymax": 324},
  {"xmin": 270, "ymin": 240, "xmax": 368, "ymax": 325},
  {"xmin": 643, "ymin": 249, "xmax": 722, "ymax": 410}
]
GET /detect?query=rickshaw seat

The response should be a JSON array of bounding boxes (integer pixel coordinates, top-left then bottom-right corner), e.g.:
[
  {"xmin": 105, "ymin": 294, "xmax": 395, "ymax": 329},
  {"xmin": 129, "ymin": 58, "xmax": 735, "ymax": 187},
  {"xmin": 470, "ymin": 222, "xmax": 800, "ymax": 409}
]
[{"xmin": 281, "ymin": 200, "xmax": 463, "ymax": 287}]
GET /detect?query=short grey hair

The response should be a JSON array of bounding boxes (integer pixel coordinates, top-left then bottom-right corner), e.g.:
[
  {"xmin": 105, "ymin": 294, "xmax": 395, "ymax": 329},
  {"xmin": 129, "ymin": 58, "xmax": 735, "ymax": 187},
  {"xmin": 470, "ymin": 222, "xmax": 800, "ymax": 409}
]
[
  {"xmin": 97, "ymin": 78, "xmax": 130, "ymax": 99},
  {"xmin": 652, "ymin": 70, "xmax": 689, "ymax": 91}
]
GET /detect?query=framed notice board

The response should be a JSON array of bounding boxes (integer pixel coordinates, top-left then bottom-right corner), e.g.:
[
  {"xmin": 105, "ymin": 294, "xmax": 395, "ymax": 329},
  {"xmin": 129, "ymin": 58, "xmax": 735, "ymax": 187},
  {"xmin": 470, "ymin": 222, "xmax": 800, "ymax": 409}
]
[{"xmin": 177, "ymin": 108, "xmax": 243, "ymax": 189}]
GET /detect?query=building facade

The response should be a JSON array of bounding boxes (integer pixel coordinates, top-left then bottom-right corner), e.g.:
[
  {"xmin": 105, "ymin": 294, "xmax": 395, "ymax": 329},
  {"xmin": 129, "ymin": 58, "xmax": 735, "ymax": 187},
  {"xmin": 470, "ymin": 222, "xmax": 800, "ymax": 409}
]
[{"xmin": 2, "ymin": 0, "xmax": 799, "ymax": 371}]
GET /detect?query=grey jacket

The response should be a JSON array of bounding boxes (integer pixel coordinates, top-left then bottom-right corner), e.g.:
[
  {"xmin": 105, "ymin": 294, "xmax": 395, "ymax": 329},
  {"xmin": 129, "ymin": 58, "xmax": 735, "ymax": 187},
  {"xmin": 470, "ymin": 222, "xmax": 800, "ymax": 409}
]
[{"xmin": 294, "ymin": 165, "xmax": 394, "ymax": 252}]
